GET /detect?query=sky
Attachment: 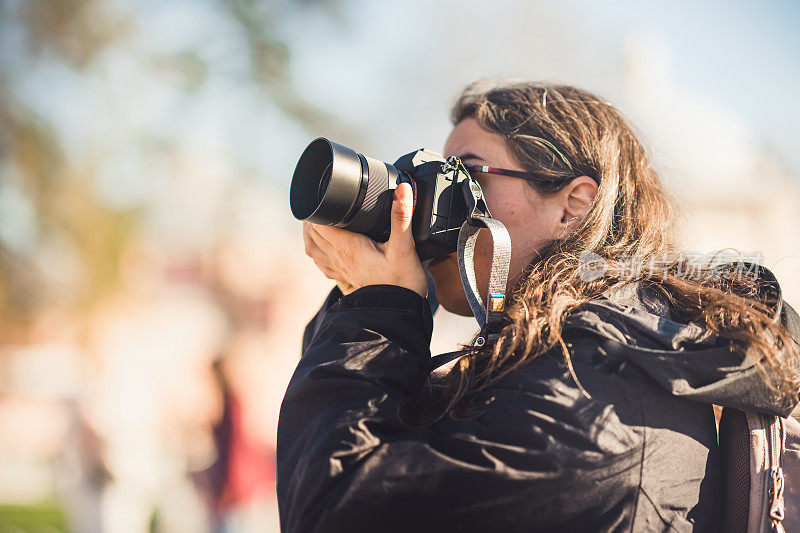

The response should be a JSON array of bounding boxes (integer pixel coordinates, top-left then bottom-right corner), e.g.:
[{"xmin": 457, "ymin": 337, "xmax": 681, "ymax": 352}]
[
  {"xmin": 282, "ymin": 0, "xmax": 800, "ymax": 176},
  {"xmin": 580, "ymin": 0, "xmax": 800, "ymax": 169},
  {"xmin": 1, "ymin": 0, "xmax": 798, "ymax": 237}
]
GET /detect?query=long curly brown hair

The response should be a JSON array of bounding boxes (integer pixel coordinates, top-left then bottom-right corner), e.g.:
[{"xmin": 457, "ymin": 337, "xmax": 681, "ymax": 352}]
[{"xmin": 428, "ymin": 80, "xmax": 800, "ymax": 418}]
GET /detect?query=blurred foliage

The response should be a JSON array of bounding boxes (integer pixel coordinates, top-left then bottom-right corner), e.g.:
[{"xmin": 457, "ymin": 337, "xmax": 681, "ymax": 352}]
[
  {"xmin": 149, "ymin": 51, "xmax": 209, "ymax": 93},
  {"xmin": 0, "ymin": 95, "xmax": 140, "ymax": 336},
  {"xmin": 20, "ymin": 0, "xmax": 133, "ymax": 69},
  {"xmin": 0, "ymin": 100, "xmax": 62, "ymax": 324},
  {"xmin": 0, "ymin": 0, "xmax": 340, "ymax": 341},
  {"xmin": 230, "ymin": 0, "xmax": 336, "ymax": 131}
]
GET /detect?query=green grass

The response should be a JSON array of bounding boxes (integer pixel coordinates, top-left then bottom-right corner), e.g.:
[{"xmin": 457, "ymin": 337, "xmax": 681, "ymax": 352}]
[{"xmin": 0, "ymin": 501, "xmax": 70, "ymax": 533}]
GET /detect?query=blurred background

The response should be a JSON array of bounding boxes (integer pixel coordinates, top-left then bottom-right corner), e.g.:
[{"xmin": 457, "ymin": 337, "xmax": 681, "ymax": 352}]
[{"xmin": 0, "ymin": 0, "xmax": 799, "ymax": 531}]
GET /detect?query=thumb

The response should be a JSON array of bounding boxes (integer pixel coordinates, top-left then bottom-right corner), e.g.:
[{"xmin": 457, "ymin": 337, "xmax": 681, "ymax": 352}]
[{"xmin": 388, "ymin": 182, "xmax": 415, "ymax": 251}]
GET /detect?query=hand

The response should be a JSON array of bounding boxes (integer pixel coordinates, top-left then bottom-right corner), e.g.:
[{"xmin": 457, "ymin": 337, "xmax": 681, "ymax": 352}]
[
  {"xmin": 302, "ymin": 183, "xmax": 428, "ymax": 297},
  {"xmin": 302, "ymin": 223, "xmax": 357, "ymax": 295}
]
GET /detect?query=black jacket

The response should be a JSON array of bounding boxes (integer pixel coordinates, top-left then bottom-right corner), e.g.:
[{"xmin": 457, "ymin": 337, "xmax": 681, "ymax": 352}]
[{"xmin": 277, "ymin": 269, "xmax": 800, "ymax": 532}]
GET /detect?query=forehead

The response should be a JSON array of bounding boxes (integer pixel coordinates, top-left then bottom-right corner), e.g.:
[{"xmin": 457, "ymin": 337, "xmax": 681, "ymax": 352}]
[{"xmin": 443, "ymin": 117, "xmax": 517, "ymax": 167}]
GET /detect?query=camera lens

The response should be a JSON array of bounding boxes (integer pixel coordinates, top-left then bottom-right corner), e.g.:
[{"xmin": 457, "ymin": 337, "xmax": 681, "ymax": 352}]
[
  {"xmin": 290, "ymin": 137, "xmax": 402, "ymax": 241},
  {"xmin": 318, "ymin": 163, "xmax": 332, "ymax": 202}
]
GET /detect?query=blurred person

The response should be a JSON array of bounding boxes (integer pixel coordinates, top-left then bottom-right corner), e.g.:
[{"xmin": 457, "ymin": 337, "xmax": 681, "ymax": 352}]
[
  {"xmin": 57, "ymin": 399, "xmax": 108, "ymax": 533},
  {"xmin": 277, "ymin": 81, "xmax": 800, "ymax": 531},
  {"xmin": 197, "ymin": 358, "xmax": 279, "ymax": 533},
  {"xmin": 87, "ymin": 264, "xmax": 226, "ymax": 533}
]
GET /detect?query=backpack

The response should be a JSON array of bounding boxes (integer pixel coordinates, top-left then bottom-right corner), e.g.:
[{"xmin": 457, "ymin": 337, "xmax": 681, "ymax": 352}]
[{"xmin": 719, "ymin": 408, "xmax": 800, "ymax": 532}]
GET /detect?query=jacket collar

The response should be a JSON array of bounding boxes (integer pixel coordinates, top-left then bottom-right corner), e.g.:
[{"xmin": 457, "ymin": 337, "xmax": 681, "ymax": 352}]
[{"xmin": 562, "ymin": 264, "xmax": 800, "ymax": 418}]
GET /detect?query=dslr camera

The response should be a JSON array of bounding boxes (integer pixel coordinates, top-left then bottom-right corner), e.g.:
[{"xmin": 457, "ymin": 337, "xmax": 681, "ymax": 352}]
[{"xmin": 289, "ymin": 138, "xmax": 489, "ymax": 261}]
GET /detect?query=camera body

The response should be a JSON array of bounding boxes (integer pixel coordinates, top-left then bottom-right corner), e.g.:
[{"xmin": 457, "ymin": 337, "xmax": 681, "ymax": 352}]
[
  {"xmin": 392, "ymin": 148, "xmax": 473, "ymax": 260},
  {"xmin": 290, "ymin": 138, "xmax": 486, "ymax": 261}
]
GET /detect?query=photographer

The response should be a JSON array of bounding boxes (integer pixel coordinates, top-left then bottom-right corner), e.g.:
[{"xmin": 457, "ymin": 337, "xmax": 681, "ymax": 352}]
[{"xmin": 276, "ymin": 81, "xmax": 800, "ymax": 532}]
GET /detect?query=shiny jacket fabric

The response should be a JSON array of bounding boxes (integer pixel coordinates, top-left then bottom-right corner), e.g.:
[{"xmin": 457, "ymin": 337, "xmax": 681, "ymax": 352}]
[{"xmin": 277, "ymin": 270, "xmax": 800, "ymax": 532}]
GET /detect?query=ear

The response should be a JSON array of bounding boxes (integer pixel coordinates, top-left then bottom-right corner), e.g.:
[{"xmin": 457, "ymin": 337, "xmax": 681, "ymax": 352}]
[{"xmin": 556, "ymin": 176, "xmax": 598, "ymax": 234}]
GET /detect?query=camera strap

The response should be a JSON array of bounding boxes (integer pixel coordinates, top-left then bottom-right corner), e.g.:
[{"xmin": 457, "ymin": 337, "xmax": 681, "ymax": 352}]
[{"xmin": 457, "ymin": 176, "xmax": 511, "ymax": 345}]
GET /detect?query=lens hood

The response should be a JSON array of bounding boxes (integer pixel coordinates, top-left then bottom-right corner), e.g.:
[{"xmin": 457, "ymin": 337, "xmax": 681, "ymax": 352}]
[{"xmin": 290, "ymin": 138, "xmax": 367, "ymax": 226}]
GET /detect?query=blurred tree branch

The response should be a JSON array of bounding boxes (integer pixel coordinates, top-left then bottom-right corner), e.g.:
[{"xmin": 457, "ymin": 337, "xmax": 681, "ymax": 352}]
[
  {"xmin": 19, "ymin": 0, "xmax": 133, "ymax": 69},
  {"xmin": 229, "ymin": 0, "xmax": 340, "ymax": 133},
  {"xmin": 0, "ymin": 0, "xmax": 348, "ymax": 338}
]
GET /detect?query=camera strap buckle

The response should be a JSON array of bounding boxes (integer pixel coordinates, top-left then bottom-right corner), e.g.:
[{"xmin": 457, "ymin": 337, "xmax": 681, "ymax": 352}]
[{"xmin": 463, "ymin": 178, "xmax": 491, "ymax": 221}]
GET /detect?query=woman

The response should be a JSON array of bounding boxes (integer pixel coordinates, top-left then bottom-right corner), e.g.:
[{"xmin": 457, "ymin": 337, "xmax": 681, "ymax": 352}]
[{"xmin": 277, "ymin": 81, "xmax": 800, "ymax": 532}]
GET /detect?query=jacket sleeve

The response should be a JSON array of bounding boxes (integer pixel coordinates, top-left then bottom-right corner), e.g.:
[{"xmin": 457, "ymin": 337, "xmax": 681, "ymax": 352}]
[
  {"xmin": 276, "ymin": 285, "xmax": 642, "ymax": 533},
  {"xmin": 301, "ymin": 285, "xmax": 344, "ymax": 354},
  {"xmin": 301, "ymin": 273, "xmax": 440, "ymax": 356}
]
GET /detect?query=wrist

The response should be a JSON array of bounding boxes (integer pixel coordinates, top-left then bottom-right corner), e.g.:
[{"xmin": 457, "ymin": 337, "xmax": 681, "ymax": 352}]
[
  {"xmin": 355, "ymin": 278, "xmax": 427, "ymax": 298},
  {"xmin": 336, "ymin": 280, "xmax": 356, "ymax": 295},
  {"xmin": 339, "ymin": 284, "xmax": 431, "ymax": 315}
]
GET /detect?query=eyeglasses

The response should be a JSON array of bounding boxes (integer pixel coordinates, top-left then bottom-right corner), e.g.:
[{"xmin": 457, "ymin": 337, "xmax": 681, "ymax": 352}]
[
  {"xmin": 463, "ymin": 163, "xmax": 547, "ymax": 182},
  {"xmin": 463, "ymin": 163, "xmax": 600, "ymax": 185}
]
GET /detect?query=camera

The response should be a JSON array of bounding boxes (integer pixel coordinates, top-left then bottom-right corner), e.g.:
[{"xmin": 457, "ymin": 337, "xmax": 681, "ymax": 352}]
[{"xmin": 289, "ymin": 137, "xmax": 488, "ymax": 260}]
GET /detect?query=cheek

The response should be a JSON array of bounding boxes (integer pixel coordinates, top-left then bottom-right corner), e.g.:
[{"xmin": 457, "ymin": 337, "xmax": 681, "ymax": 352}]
[
  {"xmin": 428, "ymin": 258, "xmax": 461, "ymax": 293},
  {"xmin": 427, "ymin": 257, "xmax": 472, "ymax": 315},
  {"xmin": 475, "ymin": 199, "xmax": 552, "ymax": 285}
]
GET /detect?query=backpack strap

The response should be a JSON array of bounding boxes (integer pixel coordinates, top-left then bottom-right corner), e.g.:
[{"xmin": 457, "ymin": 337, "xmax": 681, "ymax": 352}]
[
  {"xmin": 744, "ymin": 413, "xmax": 786, "ymax": 533},
  {"xmin": 719, "ymin": 407, "xmax": 751, "ymax": 532},
  {"xmin": 719, "ymin": 409, "xmax": 789, "ymax": 533}
]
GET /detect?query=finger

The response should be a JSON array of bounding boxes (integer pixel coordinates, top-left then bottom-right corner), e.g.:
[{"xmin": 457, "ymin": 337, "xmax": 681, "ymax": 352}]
[
  {"xmin": 304, "ymin": 225, "xmax": 333, "ymax": 266},
  {"xmin": 336, "ymin": 279, "xmax": 356, "ymax": 296},
  {"xmin": 316, "ymin": 263, "xmax": 342, "ymax": 280},
  {"xmin": 307, "ymin": 227, "xmax": 350, "ymax": 275},
  {"xmin": 308, "ymin": 225, "xmax": 363, "ymax": 275},
  {"xmin": 313, "ymin": 222, "xmax": 375, "ymax": 259},
  {"xmin": 388, "ymin": 182, "xmax": 415, "ymax": 252},
  {"xmin": 313, "ymin": 223, "xmax": 359, "ymax": 244},
  {"xmin": 303, "ymin": 222, "xmax": 321, "ymax": 258},
  {"xmin": 307, "ymin": 222, "xmax": 335, "ymax": 249},
  {"xmin": 304, "ymin": 224, "xmax": 335, "ymax": 265},
  {"xmin": 309, "ymin": 247, "xmax": 335, "ymax": 272}
]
